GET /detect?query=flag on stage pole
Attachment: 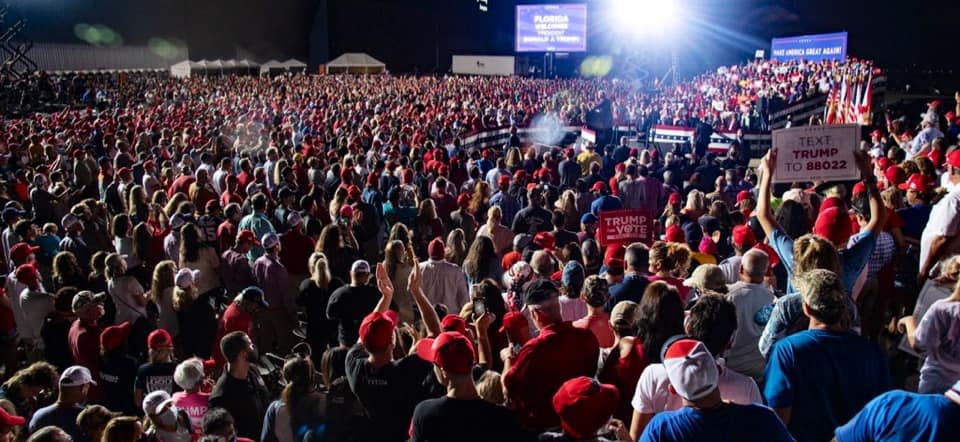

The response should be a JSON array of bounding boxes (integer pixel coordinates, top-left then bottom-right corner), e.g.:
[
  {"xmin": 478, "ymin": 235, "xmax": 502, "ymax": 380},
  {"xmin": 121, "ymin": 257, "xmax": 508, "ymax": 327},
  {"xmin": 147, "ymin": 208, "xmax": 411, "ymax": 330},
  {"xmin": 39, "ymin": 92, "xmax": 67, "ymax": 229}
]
[{"xmin": 860, "ymin": 71, "xmax": 873, "ymax": 125}]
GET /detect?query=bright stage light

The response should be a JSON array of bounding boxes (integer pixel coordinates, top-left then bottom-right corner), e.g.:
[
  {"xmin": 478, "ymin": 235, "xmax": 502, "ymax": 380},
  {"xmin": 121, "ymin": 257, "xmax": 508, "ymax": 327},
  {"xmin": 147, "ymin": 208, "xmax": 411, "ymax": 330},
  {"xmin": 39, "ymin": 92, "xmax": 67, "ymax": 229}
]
[{"xmin": 609, "ymin": 0, "xmax": 680, "ymax": 36}]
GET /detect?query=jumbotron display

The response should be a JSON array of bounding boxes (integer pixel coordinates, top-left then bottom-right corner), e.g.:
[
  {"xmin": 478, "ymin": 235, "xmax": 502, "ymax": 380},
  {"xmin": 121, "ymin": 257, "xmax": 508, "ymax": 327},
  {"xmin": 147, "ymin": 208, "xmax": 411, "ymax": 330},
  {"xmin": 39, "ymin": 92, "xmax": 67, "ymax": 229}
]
[{"xmin": 515, "ymin": 3, "xmax": 587, "ymax": 52}]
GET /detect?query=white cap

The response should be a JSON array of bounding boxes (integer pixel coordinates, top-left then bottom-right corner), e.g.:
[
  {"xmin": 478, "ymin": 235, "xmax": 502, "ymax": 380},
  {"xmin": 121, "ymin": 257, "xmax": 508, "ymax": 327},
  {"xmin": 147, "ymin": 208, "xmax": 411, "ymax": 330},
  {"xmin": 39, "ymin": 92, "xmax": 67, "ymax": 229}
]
[
  {"xmin": 169, "ymin": 213, "xmax": 186, "ymax": 230},
  {"xmin": 262, "ymin": 233, "xmax": 280, "ymax": 249},
  {"xmin": 287, "ymin": 211, "xmax": 303, "ymax": 228},
  {"xmin": 61, "ymin": 213, "xmax": 81, "ymax": 231},
  {"xmin": 175, "ymin": 268, "xmax": 200, "ymax": 289},
  {"xmin": 662, "ymin": 339, "xmax": 719, "ymax": 401},
  {"xmin": 60, "ymin": 365, "xmax": 97, "ymax": 387},
  {"xmin": 142, "ymin": 390, "xmax": 171, "ymax": 416},
  {"xmin": 351, "ymin": 259, "xmax": 370, "ymax": 274}
]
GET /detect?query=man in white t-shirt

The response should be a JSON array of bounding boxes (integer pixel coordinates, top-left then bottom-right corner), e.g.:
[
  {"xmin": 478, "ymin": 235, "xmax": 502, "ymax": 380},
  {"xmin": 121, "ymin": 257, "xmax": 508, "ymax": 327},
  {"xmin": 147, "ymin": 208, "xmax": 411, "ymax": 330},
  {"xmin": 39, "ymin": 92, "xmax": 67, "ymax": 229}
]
[
  {"xmin": 919, "ymin": 150, "xmax": 960, "ymax": 284},
  {"xmin": 724, "ymin": 249, "xmax": 774, "ymax": 382},
  {"xmin": 629, "ymin": 295, "xmax": 761, "ymax": 441}
]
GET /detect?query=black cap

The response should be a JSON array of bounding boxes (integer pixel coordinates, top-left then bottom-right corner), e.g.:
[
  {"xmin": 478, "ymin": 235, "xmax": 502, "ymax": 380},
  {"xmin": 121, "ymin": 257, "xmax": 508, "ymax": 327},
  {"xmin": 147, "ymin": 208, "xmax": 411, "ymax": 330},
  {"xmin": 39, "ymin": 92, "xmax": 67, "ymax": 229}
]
[
  {"xmin": 240, "ymin": 286, "xmax": 269, "ymax": 308},
  {"xmin": 524, "ymin": 279, "xmax": 560, "ymax": 306}
]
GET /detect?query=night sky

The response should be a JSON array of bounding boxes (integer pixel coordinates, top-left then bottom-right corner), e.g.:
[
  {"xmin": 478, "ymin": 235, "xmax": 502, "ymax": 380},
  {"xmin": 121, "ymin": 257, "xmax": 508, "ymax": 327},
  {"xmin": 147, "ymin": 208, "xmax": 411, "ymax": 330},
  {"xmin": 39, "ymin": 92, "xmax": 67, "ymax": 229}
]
[{"xmin": 6, "ymin": 0, "xmax": 957, "ymax": 80}]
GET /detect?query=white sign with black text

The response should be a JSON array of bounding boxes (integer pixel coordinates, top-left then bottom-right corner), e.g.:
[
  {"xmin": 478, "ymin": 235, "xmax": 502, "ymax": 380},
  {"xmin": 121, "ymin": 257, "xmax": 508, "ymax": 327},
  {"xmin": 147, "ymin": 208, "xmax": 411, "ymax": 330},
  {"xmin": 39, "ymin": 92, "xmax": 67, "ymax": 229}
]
[{"xmin": 772, "ymin": 124, "xmax": 860, "ymax": 183}]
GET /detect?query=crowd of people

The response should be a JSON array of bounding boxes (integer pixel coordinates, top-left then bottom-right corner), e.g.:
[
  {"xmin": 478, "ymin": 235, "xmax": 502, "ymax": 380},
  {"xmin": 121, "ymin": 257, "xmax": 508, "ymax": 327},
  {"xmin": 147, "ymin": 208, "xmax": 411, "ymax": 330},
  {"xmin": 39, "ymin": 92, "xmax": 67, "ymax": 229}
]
[{"xmin": 0, "ymin": 68, "xmax": 956, "ymax": 442}]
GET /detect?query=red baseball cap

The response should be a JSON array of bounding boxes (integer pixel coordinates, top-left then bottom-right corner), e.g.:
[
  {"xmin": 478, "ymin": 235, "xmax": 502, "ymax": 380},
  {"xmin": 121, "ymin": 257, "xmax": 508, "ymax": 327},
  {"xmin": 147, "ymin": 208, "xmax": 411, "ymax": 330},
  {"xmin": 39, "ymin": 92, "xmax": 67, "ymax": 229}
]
[
  {"xmin": 347, "ymin": 185, "xmax": 362, "ymax": 200},
  {"xmin": 736, "ymin": 190, "xmax": 753, "ymax": 204},
  {"xmin": 339, "ymin": 204, "xmax": 355, "ymax": 219},
  {"xmin": 359, "ymin": 311, "xmax": 397, "ymax": 352},
  {"xmin": 457, "ymin": 194, "xmax": 470, "ymax": 208},
  {"xmin": 15, "ymin": 264, "xmax": 38, "ymax": 287},
  {"xmin": 814, "ymin": 206, "xmax": 852, "ymax": 246},
  {"xmin": 899, "ymin": 173, "xmax": 931, "ymax": 192},
  {"xmin": 513, "ymin": 170, "xmax": 527, "ymax": 180},
  {"xmin": 884, "ymin": 166, "xmax": 905, "ymax": 186},
  {"xmin": 148, "ymin": 329, "xmax": 174, "ymax": 349},
  {"xmin": 947, "ymin": 149, "xmax": 960, "ymax": 169},
  {"xmin": 402, "ymin": 169, "xmax": 414, "ymax": 184},
  {"xmin": 499, "ymin": 311, "xmax": 529, "ymax": 338},
  {"xmin": 731, "ymin": 225, "xmax": 756, "ymax": 248},
  {"xmin": 665, "ymin": 224, "xmax": 685, "ymax": 243},
  {"xmin": 0, "ymin": 407, "xmax": 25, "ymax": 427},
  {"xmin": 9, "ymin": 242, "xmax": 39, "ymax": 266},
  {"xmin": 552, "ymin": 377, "xmax": 619, "ymax": 440},
  {"xmin": 603, "ymin": 244, "xmax": 625, "ymax": 267},
  {"xmin": 237, "ymin": 230, "xmax": 260, "ymax": 245},
  {"xmin": 852, "ymin": 181, "xmax": 866, "ymax": 197},
  {"xmin": 590, "ymin": 181, "xmax": 606, "ymax": 193},
  {"xmin": 440, "ymin": 314, "xmax": 467, "ymax": 335},
  {"xmin": 752, "ymin": 242, "xmax": 780, "ymax": 268},
  {"xmin": 668, "ymin": 192, "xmax": 681, "ymax": 205},
  {"xmin": 416, "ymin": 331, "xmax": 475, "ymax": 375},
  {"xmin": 534, "ymin": 232, "xmax": 556, "ymax": 250},
  {"xmin": 100, "ymin": 321, "xmax": 132, "ymax": 351}
]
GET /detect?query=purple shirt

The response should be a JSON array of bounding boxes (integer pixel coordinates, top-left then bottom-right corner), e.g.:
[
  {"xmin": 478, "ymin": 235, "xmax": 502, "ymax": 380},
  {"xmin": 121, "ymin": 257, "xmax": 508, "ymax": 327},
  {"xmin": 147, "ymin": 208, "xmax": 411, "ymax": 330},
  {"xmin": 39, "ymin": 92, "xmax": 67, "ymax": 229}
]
[
  {"xmin": 253, "ymin": 254, "xmax": 292, "ymax": 314},
  {"xmin": 221, "ymin": 248, "xmax": 256, "ymax": 296}
]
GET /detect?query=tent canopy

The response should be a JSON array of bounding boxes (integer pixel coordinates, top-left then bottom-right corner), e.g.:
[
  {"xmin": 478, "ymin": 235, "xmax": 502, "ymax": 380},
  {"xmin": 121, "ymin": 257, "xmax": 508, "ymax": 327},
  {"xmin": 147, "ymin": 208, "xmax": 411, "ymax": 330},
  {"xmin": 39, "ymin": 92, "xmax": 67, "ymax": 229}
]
[
  {"xmin": 325, "ymin": 53, "xmax": 386, "ymax": 74},
  {"xmin": 170, "ymin": 59, "xmax": 260, "ymax": 78},
  {"xmin": 259, "ymin": 58, "xmax": 308, "ymax": 75}
]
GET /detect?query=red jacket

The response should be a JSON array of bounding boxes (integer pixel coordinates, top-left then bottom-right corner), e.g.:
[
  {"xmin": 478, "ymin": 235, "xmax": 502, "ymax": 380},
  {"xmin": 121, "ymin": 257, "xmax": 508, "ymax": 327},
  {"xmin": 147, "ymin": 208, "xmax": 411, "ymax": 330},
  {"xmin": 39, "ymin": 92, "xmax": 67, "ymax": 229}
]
[{"xmin": 503, "ymin": 321, "xmax": 599, "ymax": 429}]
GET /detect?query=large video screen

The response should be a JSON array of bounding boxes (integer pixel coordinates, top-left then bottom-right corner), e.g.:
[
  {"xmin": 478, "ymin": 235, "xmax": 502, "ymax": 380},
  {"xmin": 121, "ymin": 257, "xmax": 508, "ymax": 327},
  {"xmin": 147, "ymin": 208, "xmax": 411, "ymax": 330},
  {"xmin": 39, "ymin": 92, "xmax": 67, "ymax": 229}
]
[
  {"xmin": 770, "ymin": 32, "xmax": 848, "ymax": 62},
  {"xmin": 516, "ymin": 4, "xmax": 587, "ymax": 53}
]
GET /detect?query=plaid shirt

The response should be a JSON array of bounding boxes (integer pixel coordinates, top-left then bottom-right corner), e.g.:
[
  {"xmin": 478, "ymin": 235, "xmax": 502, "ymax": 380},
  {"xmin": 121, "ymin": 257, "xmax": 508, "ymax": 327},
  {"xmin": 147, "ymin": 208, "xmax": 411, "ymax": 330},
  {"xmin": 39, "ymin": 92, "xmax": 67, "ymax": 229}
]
[{"xmin": 848, "ymin": 230, "xmax": 895, "ymax": 278}]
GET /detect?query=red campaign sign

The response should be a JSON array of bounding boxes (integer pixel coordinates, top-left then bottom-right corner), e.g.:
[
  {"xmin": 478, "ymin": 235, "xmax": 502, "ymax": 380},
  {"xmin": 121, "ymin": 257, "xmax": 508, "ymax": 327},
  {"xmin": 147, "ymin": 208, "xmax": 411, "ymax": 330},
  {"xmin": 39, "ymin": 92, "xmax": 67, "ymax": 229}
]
[{"xmin": 597, "ymin": 209, "xmax": 655, "ymax": 247}]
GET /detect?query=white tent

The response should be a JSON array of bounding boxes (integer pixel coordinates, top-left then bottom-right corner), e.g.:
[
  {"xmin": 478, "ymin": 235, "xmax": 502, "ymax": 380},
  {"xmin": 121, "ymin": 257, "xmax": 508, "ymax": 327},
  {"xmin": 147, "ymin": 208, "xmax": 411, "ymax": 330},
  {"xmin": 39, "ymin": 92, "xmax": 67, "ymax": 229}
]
[
  {"xmin": 170, "ymin": 59, "xmax": 261, "ymax": 77},
  {"xmin": 259, "ymin": 58, "xmax": 308, "ymax": 75},
  {"xmin": 325, "ymin": 53, "xmax": 386, "ymax": 74}
]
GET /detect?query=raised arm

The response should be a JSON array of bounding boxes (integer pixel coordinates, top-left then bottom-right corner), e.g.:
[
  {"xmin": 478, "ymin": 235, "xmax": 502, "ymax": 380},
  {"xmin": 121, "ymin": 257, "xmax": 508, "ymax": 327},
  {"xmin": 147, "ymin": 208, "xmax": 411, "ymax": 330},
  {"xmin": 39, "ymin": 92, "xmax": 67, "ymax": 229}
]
[
  {"xmin": 373, "ymin": 263, "xmax": 393, "ymax": 314},
  {"xmin": 855, "ymin": 149, "xmax": 885, "ymax": 235},
  {"xmin": 756, "ymin": 148, "xmax": 781, "ymax": 237},
  {"xmin": 473, "ymin": 312, "xmax": 495, "ymax": 369}
]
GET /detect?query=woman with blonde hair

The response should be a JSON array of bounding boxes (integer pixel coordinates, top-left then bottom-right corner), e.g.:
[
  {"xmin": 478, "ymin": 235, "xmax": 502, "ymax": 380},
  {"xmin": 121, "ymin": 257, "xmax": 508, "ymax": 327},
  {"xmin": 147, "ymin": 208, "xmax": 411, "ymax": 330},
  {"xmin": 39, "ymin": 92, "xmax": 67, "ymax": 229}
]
[
  {"xmin": 554, "ymin": 189, "xmax": 581, "ymax": 232},
  {"xmin": 329, "ymin": 187, "xmax": 348, "ymax": 222},
  {"xmin": 504, "ymin": 147, "xmax": 522, "ymax": 170},
  {"xmin": 163, "ymin": 193, "xmax": 189, "ymax": 220},
  {"xmin": 476, "ymin": 206, "xmax": 513, "ymax": 256},
  {"xmin": 444, "ymin": 229, "xmax": 468, "ymax": 266},
  {"xmin": 383, "ymin": 241, "xmax": 415, "ymax": 324},
  {"xmin": 151, "ymin": 261, "xmax": 178, "ymax": 337},
  {"xmin": 298, "ymin": 252, "xmax": 344, "ymax": 356},
  {"xmin": 681, "ymin": 190, "xmax": 707, "ymax": 221}
]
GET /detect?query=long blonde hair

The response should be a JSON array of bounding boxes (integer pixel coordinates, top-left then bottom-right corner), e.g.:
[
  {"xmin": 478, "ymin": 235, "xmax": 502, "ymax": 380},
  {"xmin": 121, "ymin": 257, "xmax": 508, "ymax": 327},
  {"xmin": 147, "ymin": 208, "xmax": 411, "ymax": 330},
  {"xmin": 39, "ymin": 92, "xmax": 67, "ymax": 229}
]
[
  {"xmin": 151, "ymin": 261, "xmax": 177, "ymax": 305},
  {"xmin": 445, "ymin": 229, "xmax": 468, "ymax": 265},
  {"xmin": 309, "ymin": 252, "xmax": 332, "ymax": 289}
]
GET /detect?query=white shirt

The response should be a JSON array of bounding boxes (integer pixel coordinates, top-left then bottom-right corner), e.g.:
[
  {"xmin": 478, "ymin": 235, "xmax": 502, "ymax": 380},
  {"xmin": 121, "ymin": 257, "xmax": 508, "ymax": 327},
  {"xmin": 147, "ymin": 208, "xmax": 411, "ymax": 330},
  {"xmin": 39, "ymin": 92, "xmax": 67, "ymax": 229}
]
[
  {"xmin": 18, "ymin": 288, "xmax": 54, "ymax": 345},
  {"xmin": 418, "ymin": 259, "xmax": 470, "ymax": 313},
  {"xmin": 914, "ymin": 299, "xmax": 960, "ymax": 394},
  {"xmin": 109, "ymin": 276, "xmax": 146, "ymax": 325},
  {"xmin": 718, "ymin": 256, "xmax": 742, "ymax": 284},
  {"xmin": 631, "ymin": 360, "xmax": 762, "ymax": 414},
  {"xmin": 724, "ymin": 281, "xmax": 775, "ymax": 381},
  {"xmin": 920, "ymin": 187, "xmax": 960, "ymax": 276}
]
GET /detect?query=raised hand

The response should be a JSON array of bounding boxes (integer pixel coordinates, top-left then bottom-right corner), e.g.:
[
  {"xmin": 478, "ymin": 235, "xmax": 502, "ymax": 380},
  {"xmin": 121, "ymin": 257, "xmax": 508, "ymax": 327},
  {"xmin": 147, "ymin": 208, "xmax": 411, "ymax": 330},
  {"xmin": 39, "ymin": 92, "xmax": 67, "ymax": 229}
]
[
  {"xmin": 408, "ymin": 257, "xmax": 423, "ymax": 294},
  {"xmin": 376, "ymin": 262, "xmax": 393, "ymax": 300},
  {"xmin": 759, "ymin": 148, "xmax": 777, "ymax": 178},
  {"xmin": 473, "ymin": 311, "xmax": 495, "ymax": 332}
]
